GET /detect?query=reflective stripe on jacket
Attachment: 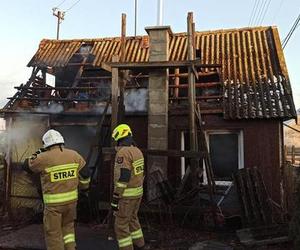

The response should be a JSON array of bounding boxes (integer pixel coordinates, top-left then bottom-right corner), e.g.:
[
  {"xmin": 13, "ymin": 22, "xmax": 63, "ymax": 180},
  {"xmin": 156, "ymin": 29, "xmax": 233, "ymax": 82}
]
[
  {"xmin": 114, "ymin": 146, "xmax": 144, "ymax": 199},
  {"xmin": 29, "ymin": 146, "xmax": 87, "ymax": 206}
]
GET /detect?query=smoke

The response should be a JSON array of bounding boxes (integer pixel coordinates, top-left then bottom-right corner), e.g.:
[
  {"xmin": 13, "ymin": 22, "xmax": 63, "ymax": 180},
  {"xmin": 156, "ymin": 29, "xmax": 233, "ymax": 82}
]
[
  {"xmin": 35, "ymin": 103, "xmax": 64, "ymax": 114},
  {"xmin": 124, "ymin": 88, "xmax": 148, "ymax": 112},
  {"xmin": 91, "ymin": 103, "xmax": 112, "ymax": 114},
  {"xmin": 5, "ymin": 116, "xmax": 47, "ymax": 162}
]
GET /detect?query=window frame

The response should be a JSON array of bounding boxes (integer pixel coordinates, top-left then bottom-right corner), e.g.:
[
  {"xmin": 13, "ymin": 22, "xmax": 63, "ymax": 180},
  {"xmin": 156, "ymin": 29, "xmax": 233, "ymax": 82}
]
[{"xmin": 203, "ymin": 129, "xmax": 244, "ymax": 185}]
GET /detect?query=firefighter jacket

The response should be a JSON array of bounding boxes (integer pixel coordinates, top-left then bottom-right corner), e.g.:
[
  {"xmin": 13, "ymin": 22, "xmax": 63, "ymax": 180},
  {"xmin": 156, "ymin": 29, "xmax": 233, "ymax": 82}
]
[
  {"xmin": 114, "ymin": 146, "xmax": 144, "ymax": 199},
  {"xmin": 27, "ymin": 146, "xmax": 90, "ymax": 206}
]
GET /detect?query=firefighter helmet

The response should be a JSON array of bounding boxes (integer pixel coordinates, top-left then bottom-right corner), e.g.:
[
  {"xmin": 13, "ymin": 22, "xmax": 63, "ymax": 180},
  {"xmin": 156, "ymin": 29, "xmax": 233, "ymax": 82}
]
[
  {"xmin": 112, "ymin": 124, "xmax": 132, "ymax": 142},
  {"xmin": 42, "ymin": 129, "xmax": 64, "ymax": 148}
]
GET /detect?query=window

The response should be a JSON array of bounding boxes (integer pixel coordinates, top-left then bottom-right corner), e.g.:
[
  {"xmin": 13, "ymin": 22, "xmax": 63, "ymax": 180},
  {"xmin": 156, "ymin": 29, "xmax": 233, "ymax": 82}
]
[{"xmin": 204, "ymin": 130, "xmax": 244, "ymax": 184}]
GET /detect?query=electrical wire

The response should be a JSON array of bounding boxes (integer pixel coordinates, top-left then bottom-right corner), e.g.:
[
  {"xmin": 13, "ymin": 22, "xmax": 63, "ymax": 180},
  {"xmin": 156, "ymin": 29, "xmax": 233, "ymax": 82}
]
[
  {"xmin": 250, "ymin": 0, "xmax": 262, "ymax": 26},
  {"xmin": 272, "ymin": 0, "xmax": 285, "ymax": 24},
  {"xmin": 248, "ymin": 0, "xmax": 258, "ymax": 26},
  {"xmin": 282, "ymin": 13, "xmax": 300, "ymax": 49},
  {"xmin": 253, "ymin": 0, "xmax": 267, "ymax": 26},
  {"xmin": 55, "ymin": 0, "xmax": 68, "ymax": 8},
  {"xmin": 65, "ymin": 0, "xmax": 81, "ymax": 12},
  {"xmin": 259, "ymin": 0, "xmax": 272, "ymax": 25},
  {"xmin": 282, "ymin": 13, "xmax": 300, "ymax": 46}
]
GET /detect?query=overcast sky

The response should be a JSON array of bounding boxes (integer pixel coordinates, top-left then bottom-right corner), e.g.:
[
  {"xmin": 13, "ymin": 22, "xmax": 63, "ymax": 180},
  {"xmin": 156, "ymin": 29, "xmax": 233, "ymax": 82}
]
[{"xmin": 0, "ymin": 0, "xmax": 299, "ymax": 108}]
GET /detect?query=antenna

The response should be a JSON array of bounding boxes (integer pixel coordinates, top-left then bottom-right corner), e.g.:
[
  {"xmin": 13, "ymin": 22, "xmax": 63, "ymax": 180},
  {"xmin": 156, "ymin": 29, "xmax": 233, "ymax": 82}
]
[
  {"xmin": 157, "ymin": 0, "xmax": 163, "ymax": 26},
  {"xmin": 52, "ymin": 7, "xmax": 65, "ymax": 40},
  {"xmin": 134, "ymin": 0, "xmax": 138, "ymax": 36}
]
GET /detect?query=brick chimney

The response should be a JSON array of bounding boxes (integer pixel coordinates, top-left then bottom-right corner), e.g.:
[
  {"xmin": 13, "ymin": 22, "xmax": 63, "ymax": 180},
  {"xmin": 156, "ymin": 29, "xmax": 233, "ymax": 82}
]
[{"xmin": 145, "ymin": 26, "xmax": 172, "ymax": 200}]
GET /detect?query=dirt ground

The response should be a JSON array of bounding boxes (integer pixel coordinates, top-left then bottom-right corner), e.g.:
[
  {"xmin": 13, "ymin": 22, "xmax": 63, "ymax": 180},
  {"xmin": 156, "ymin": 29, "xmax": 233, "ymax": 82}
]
[{"xmin": 0, "ymin": 220, "xmax": 292, "ymax": 250}]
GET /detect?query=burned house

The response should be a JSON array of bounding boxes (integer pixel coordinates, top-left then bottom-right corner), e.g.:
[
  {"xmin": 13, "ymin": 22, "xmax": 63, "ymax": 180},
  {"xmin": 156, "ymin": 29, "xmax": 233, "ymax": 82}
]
[{"xmin": 0, "ymin": 22, "xmax": 296, "ymax": 218}]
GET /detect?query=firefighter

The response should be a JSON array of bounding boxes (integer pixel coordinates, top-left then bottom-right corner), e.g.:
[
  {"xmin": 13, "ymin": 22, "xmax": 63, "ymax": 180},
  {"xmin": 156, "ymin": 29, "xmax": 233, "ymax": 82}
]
[
  {"xmin": 111, "ymin": 124, "xmax": 145, "ymax": 250},
  {"xmin": 22, "ymin": 129, "xmax": 90, "ymax": 250}
]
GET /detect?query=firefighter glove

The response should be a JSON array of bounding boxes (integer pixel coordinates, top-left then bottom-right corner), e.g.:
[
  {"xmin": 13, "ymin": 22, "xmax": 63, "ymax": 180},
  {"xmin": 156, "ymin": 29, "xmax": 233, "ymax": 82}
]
[
  {"xmin": 22, "ymin": 158, "xmax": 33, "ymax": 174},
  {"xmin": 31, "ymin": 148, "xmax": 47, "ymax": 159},
  {"xmin": 111, "ymin": 195, "xmax": 120, "ymax": 211}
]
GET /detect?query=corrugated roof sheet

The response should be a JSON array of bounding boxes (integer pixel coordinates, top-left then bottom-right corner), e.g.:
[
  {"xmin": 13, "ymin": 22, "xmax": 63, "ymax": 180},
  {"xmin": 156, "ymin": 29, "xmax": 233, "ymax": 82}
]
[{"xmin": 27, "ymin": 26, "xmax": 296, "ymax": 120}]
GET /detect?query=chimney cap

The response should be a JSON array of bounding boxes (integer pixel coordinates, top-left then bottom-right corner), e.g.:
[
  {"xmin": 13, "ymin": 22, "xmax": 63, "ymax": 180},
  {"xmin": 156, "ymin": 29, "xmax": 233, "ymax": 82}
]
[{"xmin": 145, "ymin": 26, "xmax": 173, "ymax": 35}]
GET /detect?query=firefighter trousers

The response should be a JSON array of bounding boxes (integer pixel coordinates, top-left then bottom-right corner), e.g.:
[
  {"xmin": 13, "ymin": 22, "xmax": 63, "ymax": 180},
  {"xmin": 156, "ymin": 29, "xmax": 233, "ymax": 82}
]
[
  {"xmin": 43, "ymin": 202, "xmax": 77, "ymax": 250},
  {"xmin": 114, "ymin": 197, "xmax": 145, "ymax": 250}
]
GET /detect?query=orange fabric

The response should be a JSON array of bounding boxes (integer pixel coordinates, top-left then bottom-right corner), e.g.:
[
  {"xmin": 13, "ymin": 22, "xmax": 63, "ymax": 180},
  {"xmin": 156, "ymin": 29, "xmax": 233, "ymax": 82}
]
[
  {"xmin": 28, "ymin": 146, "xmax": 86, "ymax": 206},
  {"xmin": 114, "ymin": 146, "xmax": 144, "ymax": 198}
]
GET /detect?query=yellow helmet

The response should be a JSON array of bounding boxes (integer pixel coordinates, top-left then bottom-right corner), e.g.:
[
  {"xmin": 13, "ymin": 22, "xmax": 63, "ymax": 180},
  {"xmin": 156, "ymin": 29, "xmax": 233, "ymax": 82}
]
[{"xmin": 112, "ymin": 124, "xmax": 132, "ymax": 142}]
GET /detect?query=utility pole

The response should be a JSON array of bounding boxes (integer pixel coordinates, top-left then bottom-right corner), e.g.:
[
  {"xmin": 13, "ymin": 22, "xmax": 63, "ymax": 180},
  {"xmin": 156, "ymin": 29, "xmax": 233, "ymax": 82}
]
[{"xmin": 52, "ymin": 8, "xmax": 65, "ymax": 40}]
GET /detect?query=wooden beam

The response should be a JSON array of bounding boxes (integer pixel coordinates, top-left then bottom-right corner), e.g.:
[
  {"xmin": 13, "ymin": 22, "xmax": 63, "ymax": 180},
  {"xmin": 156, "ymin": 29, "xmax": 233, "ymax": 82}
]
[
  {"xmin": 109, "ymin": 60, "xmax": 221, "ymax": 70},
  {"xmin": 111, "ymin": 55, "xmax": 119, "ymax": 132},
  {"xmin": 102, "ymin": 147, "xmax": 206, "ymax": 158},
  {"xmin": 187, "ymin": 12, "xmax": 197, "ymax": 153},
  {"xmin": 100, "ymin": 62, "xmax": 112, "ymax": 72},
  {"xmin": 121, "ymin": 13, "xmax": 126, "ymax": 62},
  {"xmin": 7, "ymin": 97, "xmax": 109, "ymax": 102},
  {"xmin": 169, "ymin": 82, "xmax": 221, "ymax": 88},
  {"xmin": 119, "ymin": 13, "xmax": 127, "ymax": 123},
  {"xmin": 174, "ymin": 68, "xmax": 180, "ymax": 98},
  {"xmin": 15, "ymin": 86, "xmax": 107, "ymax": 90}
]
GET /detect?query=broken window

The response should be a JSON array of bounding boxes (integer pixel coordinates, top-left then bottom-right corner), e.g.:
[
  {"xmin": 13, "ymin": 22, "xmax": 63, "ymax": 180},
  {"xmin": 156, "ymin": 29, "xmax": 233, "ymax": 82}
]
[{"xmin": 205, "ymin": 130, "xmax": 244, "ymax": 184}]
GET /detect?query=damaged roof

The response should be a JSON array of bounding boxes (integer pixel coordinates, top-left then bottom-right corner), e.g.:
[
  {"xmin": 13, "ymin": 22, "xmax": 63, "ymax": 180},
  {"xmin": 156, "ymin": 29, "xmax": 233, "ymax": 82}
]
[{"xmin": 28, "ymin": 26, "xmax": 296, "ymax": 120}]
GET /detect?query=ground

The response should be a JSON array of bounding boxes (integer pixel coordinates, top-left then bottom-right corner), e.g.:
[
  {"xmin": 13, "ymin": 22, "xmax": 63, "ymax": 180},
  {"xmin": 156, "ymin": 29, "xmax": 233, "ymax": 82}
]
[{"xmin": 0, "ymin": 222, "xmax": 292, "ymax": 250}]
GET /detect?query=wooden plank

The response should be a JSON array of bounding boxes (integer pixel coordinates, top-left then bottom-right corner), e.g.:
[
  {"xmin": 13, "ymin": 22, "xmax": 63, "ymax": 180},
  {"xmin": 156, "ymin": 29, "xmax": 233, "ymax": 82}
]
[
  {"xmin": 235, "ymin": 171, "xmax": 251, "ymax": 225},
  {"xmin": 111, "ymin": 55, "xmax": 119, "ymax": 131},
  {"xmin": 169, "ymin": 82, "xmax": 221, "ymax": 88},
  {"xmin": 174, "ymin": 68, "xmax": 180, "ymax": 98},
  {"xmin": 109, "ymin": 60, "xmax": 221, "ymax": 70},
  {"xmin": 292, "ymin": 145, "xmax": 296, "ymax": 164},
  {"xmin": 169, "ymin": 95, "xmax": 222, "ymax": 100},
  {"xmin": 187, "ymin": 11, "xmax": 197, "ymax": 154},
  {"xmin": 251, "ymin": 168, "xmax": 267, "ymax": 224},
  {"xmin": 255, "ymin": 168, "xmax": 275, "ymax": 223},
  {"xmin": 245, "ymin": 168, "xmax": 261, "ymax": 226},
  {"xmin": 16, "ymin": 86, "xmax": 107, "ymax": 90},
  {"xmin": 102, "ymin": 147, "xmax": 206, "ymax": 158},
  {"xmin": 85, "ymin": 100, "xmax": 110, "ymax": 168},
  {"xmin": 8, "ymin": 97, "xmax": 109, "ymax": 102},
  {"xmin": 100, "ymin": 62, "xmax": 112, "ymax": 72},
  {"xmin": 121, "ymin": 13, "xmax": 126, "ymax": 62}
]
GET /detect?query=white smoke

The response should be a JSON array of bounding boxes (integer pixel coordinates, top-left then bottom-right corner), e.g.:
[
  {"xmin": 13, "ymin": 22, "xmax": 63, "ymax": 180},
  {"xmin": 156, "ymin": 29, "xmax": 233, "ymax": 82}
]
[
  {"xmin": 5, "ymin": 116, "xmax": 47, "ymax": 162},
  {"xmin": 35, "ymin": 103, "xmax": 64, "ymax": 114},
  {"xmin": 124, "ymin": 88, "xmax": 148, "ymax": 112}
]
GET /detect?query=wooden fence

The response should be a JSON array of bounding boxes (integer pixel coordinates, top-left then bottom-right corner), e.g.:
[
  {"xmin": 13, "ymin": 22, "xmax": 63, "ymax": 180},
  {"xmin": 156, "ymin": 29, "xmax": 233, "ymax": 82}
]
[
  {"xmin": 284, "ymin": 146, "xmax": 300, "ymax": 166},
  {"xmin": 282, "ymin": 162, "xmax": 300, "ymax": 215},
  {"xmin": 283, "ymin": 146, "xmax": 300, "ymax": 215}
]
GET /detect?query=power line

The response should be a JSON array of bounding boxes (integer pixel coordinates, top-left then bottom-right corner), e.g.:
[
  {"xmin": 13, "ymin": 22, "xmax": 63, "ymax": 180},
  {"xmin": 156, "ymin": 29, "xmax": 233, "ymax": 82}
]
[
  {"xmin": 271, "ymin": 0, "xmax": 285, "ymax": 24},
  {"xmin": 55, "ymin": 0, "xmax": 68, "ymax": 8},
  {"xmin": 282, "ymin": 13, "xmax": 300, "ymax": 46},
  {"xmin": 248, "ymin": 0, "xmax": 258, "ymax": 26},
  {"xmin": 249, "ymin": 0, "xmax": 261, "ymax": 26},
  {"xmin": 253, "ymin": 0, "xmax": 267, "ymax": 26},
  {"xmin": 282, "ymin": 13, "xmax": 300, "ymax": 49},
  {"xmin": 259, "ymin": 0, "xmax": 271, "ymax": 25},
  {"xmin": 65, "ymin": 0, "xmax": 81, "ymax": 12}
]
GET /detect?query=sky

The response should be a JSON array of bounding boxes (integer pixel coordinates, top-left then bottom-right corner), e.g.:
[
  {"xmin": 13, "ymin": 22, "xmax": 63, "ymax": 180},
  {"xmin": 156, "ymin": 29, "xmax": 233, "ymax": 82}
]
[{"xmin": 0, "ymin": 0, "xmax": 299, "ymax": 109}]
